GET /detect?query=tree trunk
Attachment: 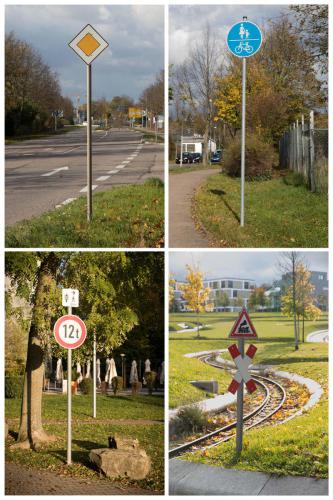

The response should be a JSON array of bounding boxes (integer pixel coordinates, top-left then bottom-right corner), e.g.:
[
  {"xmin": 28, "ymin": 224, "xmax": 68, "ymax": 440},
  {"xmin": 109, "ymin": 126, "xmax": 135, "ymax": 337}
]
[
  {"xmin": 302, "ymin": 315, "xmax": 305, "ymax": 343},
  {"xmin": 196, "ymin": 310, "xmax": 200, "ymax": 339},
  {"xmin": 12, "ymin": 257, "xmax": 58, "ymax": 450},
  {"xmin": 203, "ymin": 123, "xmax": 209, "ymax": 166}
]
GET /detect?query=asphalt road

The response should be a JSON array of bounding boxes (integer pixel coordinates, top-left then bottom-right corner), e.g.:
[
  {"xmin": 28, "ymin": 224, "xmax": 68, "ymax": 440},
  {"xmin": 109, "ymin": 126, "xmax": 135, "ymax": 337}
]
[{"xmin": 5, "ymin": 127, "xmax": 164, "ymax": 226}]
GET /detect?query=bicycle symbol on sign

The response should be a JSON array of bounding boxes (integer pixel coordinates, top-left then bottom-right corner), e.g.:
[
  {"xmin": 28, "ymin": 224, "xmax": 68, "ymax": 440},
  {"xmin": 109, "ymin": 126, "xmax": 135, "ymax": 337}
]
[{"xmin": 235, "ymin": 41, "xmax": 254, "ymax": 55}]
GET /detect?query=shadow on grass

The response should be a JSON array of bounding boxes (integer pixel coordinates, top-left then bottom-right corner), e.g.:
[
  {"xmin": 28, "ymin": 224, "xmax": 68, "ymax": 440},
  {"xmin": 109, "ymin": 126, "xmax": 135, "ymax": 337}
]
[
  {"xmin": 48, "ymin": 448, "xmax": 92, "ymax": 467},
  {"xmin": 209, "ymin": 189, "xmax": 240, "ymax": 223}
]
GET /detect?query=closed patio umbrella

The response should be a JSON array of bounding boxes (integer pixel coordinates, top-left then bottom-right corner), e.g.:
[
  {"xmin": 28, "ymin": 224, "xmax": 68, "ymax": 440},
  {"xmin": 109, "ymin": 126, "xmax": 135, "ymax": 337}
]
[
  {"xmin": 56, "ymin": 359, "xmax": 63, "ymax": 383},
  {"xmin": 76, "ymin": 362, "xmax": 83, "ymax": 383},
  {"xmin": 85, "ymin": 360, "xmax": 91, "ymax": 378},
  {"xmin": 105, "ymin": 358, "xmax": 110, "ymax": 382},
  {"xmin": 145, "ymin": 359, "xmax": 151, "ymax": 373},
  {"xmin": 130, "ymin": 360, "xmax": 139, "ymax": 385},
  {"xmin": 96, "ymin": 359, "xmax": 101, "ymax": 386}
]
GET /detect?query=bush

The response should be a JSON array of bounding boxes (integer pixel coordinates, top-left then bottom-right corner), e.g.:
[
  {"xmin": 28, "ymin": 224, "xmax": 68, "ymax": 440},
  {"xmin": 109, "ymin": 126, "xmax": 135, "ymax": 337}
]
[
  {"xmin": 282, "ymin": 171, "xmax": 306, "ymax": 187},
  {"xmin": 145, "ymin": 371, "xmax": 157, "ymax": 395},
  {"xmin": 79, "ymin": 378, "xmax": 93, "ymax": 395},
  {"xmin": 5, "ymin": 376, "xmax": 24, "ymax": 399},
  {"xmin": 172, "ymin": 406, "xmax": 208, "ymax": 437},
  {"xmin": 111, "ymin": 376, "xmax": 123, "ymax": 395},
  {"xmin": 224, "ymin": 134, "xmax": 277, "ymax": 180}
]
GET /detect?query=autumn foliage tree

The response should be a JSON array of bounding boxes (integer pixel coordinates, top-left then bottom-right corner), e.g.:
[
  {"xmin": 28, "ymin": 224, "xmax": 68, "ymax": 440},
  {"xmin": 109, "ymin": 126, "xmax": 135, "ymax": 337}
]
[
  {"xmin": 180, "ymin": 265, "xmax": 211, "ymax": 338},
  {"xmin": 281, "ymin": 263, "xmax": 321, "ymax": 343}
]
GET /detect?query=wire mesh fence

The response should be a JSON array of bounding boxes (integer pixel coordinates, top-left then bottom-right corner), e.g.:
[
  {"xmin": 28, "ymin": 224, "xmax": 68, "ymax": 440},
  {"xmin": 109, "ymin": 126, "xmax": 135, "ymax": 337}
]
[{"xmin": 279, "ymin": 111, "xmax": 328, "ymax": 193}]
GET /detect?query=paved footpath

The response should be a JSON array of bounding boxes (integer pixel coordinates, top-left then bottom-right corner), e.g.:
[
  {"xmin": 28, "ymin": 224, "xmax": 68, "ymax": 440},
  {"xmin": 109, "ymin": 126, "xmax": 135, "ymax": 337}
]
[
  {"xmin": 307, "ymin": 329, "xmax": 329, "ymax": 343},
  {"xmin": 6, "ymin": 462, "xmax": 156, "ymax": 495},
  {"xmin": 169, "ymin": 460, "xmax": 328, "ymax": 496},
  {"xmin": 169, "ymin": 169, "xmax": 216, "ymax": 247}
]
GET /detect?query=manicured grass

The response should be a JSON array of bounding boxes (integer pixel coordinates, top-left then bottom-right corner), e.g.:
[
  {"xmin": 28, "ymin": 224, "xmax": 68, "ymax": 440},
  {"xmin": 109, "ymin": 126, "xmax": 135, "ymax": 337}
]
[
  {"xmin": 6, "ymin": 394, "xmax": 164, "ymax": 422},
  {"xmin": 5, "ymin": 181, "xmax": 164, "ymax": 248},
  {"xmin": 170, "ymin": 312, "xmax": 328, "ymax": 478},
  {"xmin": 194, "ymin": 173, "xmax": 328, "ymax": 247},
  {"xmin": 6, "ymin": 394, "xmax": 164, "ymax": 492}
]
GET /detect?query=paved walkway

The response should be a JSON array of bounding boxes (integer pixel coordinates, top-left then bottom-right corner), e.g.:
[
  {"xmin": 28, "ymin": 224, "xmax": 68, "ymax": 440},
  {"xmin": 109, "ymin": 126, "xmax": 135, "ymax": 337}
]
[
  {"xmin": 5, "ymin": 463, "xmax": 156, "ymax": 495},
  {"xmin": 169, "ymin": 460, "xmax": 328, "ymax": 496},
  {"xmin": 169, "ymin": 169, "xmax": 216, "ymax": 247},
  {"xmin": 307, "ymin": 329, "xmax": 329, "ymax": 343}
]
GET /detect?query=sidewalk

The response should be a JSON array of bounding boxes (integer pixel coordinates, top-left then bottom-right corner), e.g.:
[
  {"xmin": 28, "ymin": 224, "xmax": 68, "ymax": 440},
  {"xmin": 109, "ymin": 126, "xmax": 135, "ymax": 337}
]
[
  {"xmin": 169, "ymin": 459, "xmax": 328, "ymax": 496},
  {"xmin": 169, "ymin": 169, "xmax": 216, "ymax": 247}
]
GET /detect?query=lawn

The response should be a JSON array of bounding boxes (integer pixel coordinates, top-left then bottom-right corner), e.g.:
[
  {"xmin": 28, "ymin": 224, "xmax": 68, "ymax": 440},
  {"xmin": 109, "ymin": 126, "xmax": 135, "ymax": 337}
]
[
  {"xmin": 5, "ymin": 179, "xmax": 164, "ymax": 248},
  {"xmin": 194, "ymin": 173, "xmax": 328, "ymax": 247},
  {"xmin": 6, "ymin": 394, "xmax": 164, "ymax": 492},
  {"xmin": 169, "ymin": 311, "xmax": 328, "ymax": 478},
  {"xmin": 169, "ymin": 165, "xmax": 220, "ymax": 174}
]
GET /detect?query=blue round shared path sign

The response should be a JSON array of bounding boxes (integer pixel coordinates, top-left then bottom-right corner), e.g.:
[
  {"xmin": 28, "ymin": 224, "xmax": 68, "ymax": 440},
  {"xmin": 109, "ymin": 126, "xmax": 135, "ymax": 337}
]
[{"xmin": 227, "ymin": 21, "xmax": 262, "ymax": 58}]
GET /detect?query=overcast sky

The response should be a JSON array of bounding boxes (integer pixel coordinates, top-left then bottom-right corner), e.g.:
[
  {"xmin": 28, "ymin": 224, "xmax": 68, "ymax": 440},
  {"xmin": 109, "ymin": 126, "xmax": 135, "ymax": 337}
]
[
  {"xmin": 5, "ymin": 5, "xmax": 164, "ymax": 103},
  {"xmin": 169, "ymin": 4, "xmax": 292, "ymax": 65},
  {"xmin": 170, "ymin": 251, "xmax": 328, "ymax": 285}
]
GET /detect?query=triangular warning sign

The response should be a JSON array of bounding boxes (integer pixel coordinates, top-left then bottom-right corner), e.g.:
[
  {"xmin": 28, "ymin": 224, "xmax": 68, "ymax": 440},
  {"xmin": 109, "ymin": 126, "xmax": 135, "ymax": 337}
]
[{"xmin": 229, "ymin": 307, "xmax": 258, "ymax": 338}]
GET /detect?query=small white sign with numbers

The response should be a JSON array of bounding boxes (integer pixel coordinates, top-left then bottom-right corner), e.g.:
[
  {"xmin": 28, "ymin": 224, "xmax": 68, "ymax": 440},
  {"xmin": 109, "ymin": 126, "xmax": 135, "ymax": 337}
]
[{"xmin": 62, "ymin": 288, "xmax": 79, "ymax": 308}]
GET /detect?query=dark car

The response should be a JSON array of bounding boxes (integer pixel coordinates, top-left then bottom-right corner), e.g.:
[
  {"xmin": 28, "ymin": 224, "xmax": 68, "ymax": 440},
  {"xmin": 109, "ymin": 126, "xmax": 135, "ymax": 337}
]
[
  {"xmin": 175, "ymin": 152, "xmax": 193, "ymax": 164},
  {"xmin": 210, "ymin": 151, "xmax": 222, "ymax": 163},
  {"xmin": 190, "ymin": 152, "xmax": 202, "ymax": 163}
]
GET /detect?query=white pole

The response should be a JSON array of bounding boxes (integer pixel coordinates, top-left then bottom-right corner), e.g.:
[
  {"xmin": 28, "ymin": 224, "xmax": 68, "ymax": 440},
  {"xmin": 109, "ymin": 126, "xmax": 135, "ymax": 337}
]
[
  {"xmin": 240, "ymin": 56, "xmax": 247, "ymax": 227},
  {"xmin": 236, "ymin": 337, "xmax": 244, "ymax": 453},
  {"xmin": 93, "ymin": 331, "xmax": 96, "ymax": 418},
  {"xmin": 67, "ymin": 305, "xmax": 72, "ymax": 465},
  {"xmin": 87, "ymin": 64, "xmax": 92, "ymax": 222}
]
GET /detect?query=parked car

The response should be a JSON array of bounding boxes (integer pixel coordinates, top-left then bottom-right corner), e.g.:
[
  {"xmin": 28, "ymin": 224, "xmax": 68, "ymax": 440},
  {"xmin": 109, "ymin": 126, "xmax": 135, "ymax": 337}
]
[
  {"xmin": 175, "ymin": 152, "xmax": 192, "ymax": 164},
  {"xmin": 210, "ymin": 151, "xmax": 222, "ymax": 163},
  {"xmin": 190, "ymin": 152, "xmax": 202, "ymax": 163}
]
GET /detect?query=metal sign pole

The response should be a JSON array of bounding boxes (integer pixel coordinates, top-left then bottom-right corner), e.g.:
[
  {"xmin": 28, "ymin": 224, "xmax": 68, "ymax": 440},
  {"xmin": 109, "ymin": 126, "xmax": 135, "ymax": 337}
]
[
  {"xmin": 87, "ymin": 64, "xmax": 92, "ymax": 222},
  {"xmin": 67, "ymin": 305, "xmax": 72, "ymax": 465},
  {"xmin": 93, "ymin": 331, "xmax": 96, "ymax": 418},
  {"xmin": 236, "ymin": 337, "xmax": 244, "ymax": 453},
  {"xmin": 240, "ymin": 55, "xmax": 247, "ymax": 227}
]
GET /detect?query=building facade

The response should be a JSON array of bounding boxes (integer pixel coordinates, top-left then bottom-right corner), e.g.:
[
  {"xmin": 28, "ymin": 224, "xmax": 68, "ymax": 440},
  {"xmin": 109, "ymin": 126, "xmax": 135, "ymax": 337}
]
[{"xmin": 173, "ymin": 277, "xmax": 255, "ymax": 312}]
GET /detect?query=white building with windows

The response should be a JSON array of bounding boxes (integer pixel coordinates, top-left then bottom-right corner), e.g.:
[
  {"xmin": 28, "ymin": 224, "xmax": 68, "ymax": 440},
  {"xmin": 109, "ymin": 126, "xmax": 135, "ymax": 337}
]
[{"xmin": 173, "ymin": 277, "xmax": 255, "ymax": 312}]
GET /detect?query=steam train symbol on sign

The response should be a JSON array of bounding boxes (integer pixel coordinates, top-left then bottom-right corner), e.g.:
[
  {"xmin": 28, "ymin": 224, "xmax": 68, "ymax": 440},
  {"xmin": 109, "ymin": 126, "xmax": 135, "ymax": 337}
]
[{"xmin": 238, "ymin": 319, "xmax": 251, "ymax": 333}]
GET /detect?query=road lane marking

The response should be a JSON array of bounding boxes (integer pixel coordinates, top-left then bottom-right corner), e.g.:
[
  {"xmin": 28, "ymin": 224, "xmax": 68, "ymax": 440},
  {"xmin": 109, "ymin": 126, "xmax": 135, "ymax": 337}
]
[
  {"xmin": 122, "ymin": 160, "xmax": 130, "ymax": 164},
  {"xmin": 96, "ymin": 175, "xmax": 110, "ymax": 181},
  {"xmin": 55, "ymin": 198, "xmax": 77, "ymax": 208},
  {"xmin": 108, "ymin": 170, "xmax": 119, "ymax": 174},
  {"xmin": 115, "ymin": 165, "xmax": 125, "ymax": 169},
  {"xmin": 41, "ymin": 166, "xmax": 69, "ymax": 177},
  {"xmin": 23, "ymin": 153, "xmax": 33, "ymax": 156},
  {"xmin": 80, "ymin": 185, "xmax": 98, "ymax": 192}
]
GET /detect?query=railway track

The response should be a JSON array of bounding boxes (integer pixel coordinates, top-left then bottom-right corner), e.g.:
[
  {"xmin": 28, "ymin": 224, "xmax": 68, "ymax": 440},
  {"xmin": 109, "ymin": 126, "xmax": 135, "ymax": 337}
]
[{"xmin": 169, "ymin": 354, "xmax": 286, "ymax": 458}]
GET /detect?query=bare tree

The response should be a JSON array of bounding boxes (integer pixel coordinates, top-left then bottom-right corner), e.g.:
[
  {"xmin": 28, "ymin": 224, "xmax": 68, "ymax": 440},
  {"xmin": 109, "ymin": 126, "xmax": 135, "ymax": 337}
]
[
  {"xmin": 174, "ymin": 24, "xmax": 223, "ymax": 165},
  {"xmin": 278, "ymin": 252, "xmax": 305, "ymax": 350}
]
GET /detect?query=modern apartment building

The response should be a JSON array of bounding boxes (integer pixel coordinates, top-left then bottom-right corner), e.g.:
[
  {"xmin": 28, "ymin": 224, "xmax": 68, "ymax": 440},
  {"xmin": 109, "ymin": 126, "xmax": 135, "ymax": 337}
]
[{"xmin": 173, "ymin": 277, "xmax": 255, "ymax": 312}]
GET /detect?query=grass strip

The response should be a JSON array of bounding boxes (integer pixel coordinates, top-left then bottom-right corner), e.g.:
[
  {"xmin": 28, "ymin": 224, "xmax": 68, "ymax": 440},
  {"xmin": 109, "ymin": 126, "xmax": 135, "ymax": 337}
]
[
  {"xmin": 6, "ymin": 180, "xmax": 164, "ymax": 248},
  {"xmin": 194, "ymin": 172, "xmax": 327, "ymax": 247}
]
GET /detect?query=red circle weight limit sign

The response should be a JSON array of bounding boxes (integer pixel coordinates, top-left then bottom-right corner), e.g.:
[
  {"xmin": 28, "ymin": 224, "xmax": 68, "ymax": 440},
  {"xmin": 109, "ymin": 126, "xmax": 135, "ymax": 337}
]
[{"xmin": 54, "ymin": 315, "xmax": 87, "ymax": 349}]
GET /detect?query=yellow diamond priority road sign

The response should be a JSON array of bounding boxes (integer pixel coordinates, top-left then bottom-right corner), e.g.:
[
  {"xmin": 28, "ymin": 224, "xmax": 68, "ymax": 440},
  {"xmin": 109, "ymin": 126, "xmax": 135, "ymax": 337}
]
[{"xmin": 69, "ymin": 24, "xmax": 108, "ymax": 64}]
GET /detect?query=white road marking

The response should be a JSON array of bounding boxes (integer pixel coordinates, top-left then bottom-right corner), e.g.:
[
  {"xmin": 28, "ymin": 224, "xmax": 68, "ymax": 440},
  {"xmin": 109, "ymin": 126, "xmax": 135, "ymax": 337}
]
[
  {"xmin": 115, "ymin": 165, "xmax": 125, "ymax": 169},
  {"xmin": 41, "ymin": 166, "xmax": 69, "ymax": 177},
  {"xmin": 96, "ymin": 175, "xmax": 110, "ymax": 181},
  {"xmin": 108, "ymin": 170, "xmax": 119, "ymax": 174},
  {"xmin": 55, "ymin": 197, "xmax": 77, "ymax": 208},
  {"xmin": 23, "ymin": 153, "xmax": 33, "ymax": 156},
  {"xmin": 122, "ymin": 160, "xmax": 130, "ymax": 164},
  {"xmin": 80, "ymin": 185, "xmax": 98, "ymax": 192}
]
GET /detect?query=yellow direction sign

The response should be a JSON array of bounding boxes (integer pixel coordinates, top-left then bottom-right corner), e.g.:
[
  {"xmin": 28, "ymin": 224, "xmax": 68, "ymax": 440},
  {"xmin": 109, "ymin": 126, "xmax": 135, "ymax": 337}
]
[
  {"xmin": 69, "ymin": 24, "xmax": 109, "ymax": 65},
  {"xmin": 129, "ymin": 107, "xmax": 142, "ymax": 119}
]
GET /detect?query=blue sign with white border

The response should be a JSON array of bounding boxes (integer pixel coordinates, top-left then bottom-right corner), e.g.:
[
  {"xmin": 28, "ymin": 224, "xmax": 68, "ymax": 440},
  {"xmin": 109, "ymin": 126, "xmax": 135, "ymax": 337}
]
[{"xmin": 227, "ymin": 21, "xmax": 262, "ymax": 58}]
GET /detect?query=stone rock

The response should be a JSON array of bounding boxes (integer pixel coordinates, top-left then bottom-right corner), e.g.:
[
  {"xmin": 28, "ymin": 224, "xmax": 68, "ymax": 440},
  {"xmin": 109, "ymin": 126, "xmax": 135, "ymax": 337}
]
[{"xmin": 90, "ymin": 447, "xmax": 151, "ymax": 480}]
